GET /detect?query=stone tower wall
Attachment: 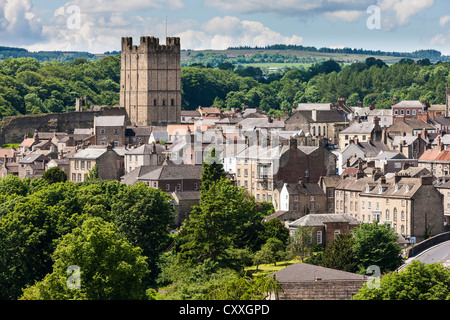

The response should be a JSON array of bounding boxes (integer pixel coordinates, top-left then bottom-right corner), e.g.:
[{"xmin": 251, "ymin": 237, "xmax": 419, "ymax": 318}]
[{"xmin": 120, "ymin": 36, "xmax": 181, "ymax": 126}]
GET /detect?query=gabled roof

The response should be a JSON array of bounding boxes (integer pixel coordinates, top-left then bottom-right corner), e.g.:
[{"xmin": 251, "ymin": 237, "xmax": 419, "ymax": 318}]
[
  {"xmin": 19, "ymin": 153, "xmax": 46, "ymax": 164},
  {"xmin": 283, "ymin": 182, "xmax": 325, "ymax": 195}
]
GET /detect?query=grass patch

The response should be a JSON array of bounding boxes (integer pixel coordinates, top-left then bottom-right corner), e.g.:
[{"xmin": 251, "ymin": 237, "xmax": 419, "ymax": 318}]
[
  {"xmin": 244, "ymin": 258, "xmax": 300, "ymax": 277},
  {"xmin": 2, "ymin": 143, "xmax": 19, "ymax": 149}
]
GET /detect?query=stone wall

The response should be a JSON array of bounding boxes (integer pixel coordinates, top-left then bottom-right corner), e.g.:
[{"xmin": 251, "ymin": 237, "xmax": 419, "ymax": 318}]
[
  {"xmin": 277, "ymin": 280, "xmax": 366, "ymax": 300},
  {"xmin": 0, "ymin": 108, "xmax": 126, "ymax": 145}
]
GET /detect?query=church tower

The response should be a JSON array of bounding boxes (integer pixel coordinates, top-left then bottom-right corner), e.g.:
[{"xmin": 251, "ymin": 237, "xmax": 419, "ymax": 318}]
[{"xmin": 120, "ymin": 36, "xmax": 181, "ymax": 126}]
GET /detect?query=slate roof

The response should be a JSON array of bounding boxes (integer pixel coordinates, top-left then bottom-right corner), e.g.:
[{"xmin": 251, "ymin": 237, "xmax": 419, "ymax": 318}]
[
  {"xmin": 296, "ymin": 103, "xmax": 332, "ymax": 111},
  {"xmin": 288, "ymin": 213, "xmax": 360, "ymax": 228},
  {"xmin": 125, "ymin": 144, "xmax": 165, "ymax": 155},
  {"xmin": 392, "ymin": 100, "xmax": 424, "ymax": 108},
  {"xmin": 340, "ymin": 122, "xmax": 375, "ymax": 134},
  {"xmin": 291, "ymin": 110, "xmax": 347, "ymax": 123},
  {"xmin": 283, "ymin": 182, "xmax": 325, "ymax": 195},
  {"xmin": 19, "ymin": 153, "xmax": 46, "ymax": 164},
  {"xmin": 272, "ymin": 262, "xmax": 366, "ymax": 282},
  {"xmin": 70, "ymin": 148, "xmax": 107, "ymax": 160},
  {"xmin": 94, "ymin": 115, "xmax": 125, "ymax": 127},
  {"xmin": 121, "ymin": 164, "xmax": 203, "ymax": 185}
]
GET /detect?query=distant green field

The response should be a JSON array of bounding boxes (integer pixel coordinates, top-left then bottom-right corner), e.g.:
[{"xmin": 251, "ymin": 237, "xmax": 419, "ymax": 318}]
[{"xmin": 181, "ymin": 48, "xmax": 407, "ymax": 69}]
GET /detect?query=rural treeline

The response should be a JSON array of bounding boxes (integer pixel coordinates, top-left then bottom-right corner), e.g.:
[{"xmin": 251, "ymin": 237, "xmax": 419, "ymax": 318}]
[{"xmin": 0, "ymin": 54, "xmax": 449, "ymax": 120}]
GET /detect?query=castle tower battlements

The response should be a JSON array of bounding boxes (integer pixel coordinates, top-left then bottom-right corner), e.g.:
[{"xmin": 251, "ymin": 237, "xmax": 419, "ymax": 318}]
[{"xmin": 120, "ymin": 36, "xmax": 181, "ymax": 126}]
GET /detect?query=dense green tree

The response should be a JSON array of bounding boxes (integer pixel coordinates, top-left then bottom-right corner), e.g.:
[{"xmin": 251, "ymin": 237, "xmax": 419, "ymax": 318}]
[
  {"xmin": 20, "ymin": 217, "xmax": 149, "ymax": 300},
  {"xmin": 352, "ymin": 222, "xmax": 403, "ymax": 274},
  {"xmin": 200, "ymin": 147, "xmax": 226, "ymax": 192},
  {"xmin": 321, "ymin": 233, "xmax": 359, "ymax": 273},
  {"xmin": 42, "ymin": 167, "xmax": 67, "ymax": 184},
  {"xmin": 110, "ymin": 183, "xmax": 174, "ymax": 282},
  {"xmin": 353, "ymin": 260, "xmax": 450, "ymax": 300}
]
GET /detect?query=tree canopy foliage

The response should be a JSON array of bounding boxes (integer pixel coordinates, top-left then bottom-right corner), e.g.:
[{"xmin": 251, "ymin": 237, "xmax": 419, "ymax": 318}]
[
  {"xmin": 0, "ymin": 176, "xmax": 173, "ymax": 300},
  {"xmin": 0, "ymin": 54, "xmax": 449, "ymax": 120}
]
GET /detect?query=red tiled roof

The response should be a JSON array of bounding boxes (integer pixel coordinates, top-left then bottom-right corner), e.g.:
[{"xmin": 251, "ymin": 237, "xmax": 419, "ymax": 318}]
[{"xmin": 419, "ymin": 148, "xmax": 450, "ymax": 162}]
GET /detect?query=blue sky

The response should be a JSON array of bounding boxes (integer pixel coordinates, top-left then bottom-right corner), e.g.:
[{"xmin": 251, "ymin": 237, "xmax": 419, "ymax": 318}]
[{"xmin": 0, "ymin": 0, "xmax": 449, "ymax": 55}]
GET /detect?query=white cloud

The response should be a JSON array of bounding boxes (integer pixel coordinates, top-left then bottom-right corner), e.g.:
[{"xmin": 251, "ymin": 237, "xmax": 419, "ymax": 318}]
[
  {"xmin": 378, "ymin": 0, "xmax": 434, "ymax": 25},
  {"xmin": 324, "ymin": 10, "xmax": 365, "ymax": 22},
  {"xmin": 175, "ymin": 16, "xmax": 303, "ymax": 50},
  {"xmin": 0, "ymin": 0, "xmax": 43, "ymax": 45},
  {"xmin": 440, "ymin": 15, "xmax": 450, "ymax": 27},
  {"xmin": 430, "ymin": 30, "xmax": 450, "ymax": 45}
]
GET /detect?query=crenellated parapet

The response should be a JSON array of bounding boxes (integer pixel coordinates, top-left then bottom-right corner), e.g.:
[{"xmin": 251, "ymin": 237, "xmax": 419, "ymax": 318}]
[{"xmin": 121, "ymin": 36, "xmax": 180, "ymax": 54}]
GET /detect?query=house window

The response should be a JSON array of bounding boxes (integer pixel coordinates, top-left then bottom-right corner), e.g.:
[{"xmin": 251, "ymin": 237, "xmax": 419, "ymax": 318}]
[
  {"xmin": 100, "ymin": 129, "xmax": 105, "ymax": 135},
  {"xmin": 237, "ymin": 169, "xmax": 241, "ymax": 177},
  {"xmin": 75, "ymin": 160, "xmax": 79, "ymax": 169},
  {"xmin": 166, "ymin": 184, "xmax": 170, "ymax": 191},
  {"xmin": 77, "ymin": 173, "xmax": 82, "ymax": 182},
  {"xmin": 114, "ymin": 140, "xmax": 119, "ymax": 147},
  {"xmin": 194, "ymin": 183, "xmax": 199, "ymax": 190},
  {"xmin": 310, "ymin": 196, "xmax": 315, "ymax": 201},
  {"xmin": 386, "ymin": 209, "xmax": 390, "ymax": 220},
  {"xmin": 310, "ymin": 203, "xmax": 314, "ymax": 211},
  {"xmin": 72, "ymin": 173, "xmax": 76, "ymax": 181},
  {"xmin": 87, "ymin": 161, "xmax": 91, "ymax": 170},
  {"xmin": 294, "ymin": 196, "xmax": 299, "ymax": 201},
  {"xmin": 171, "ymin": 99, "xmax": 175, "ymax": 106},
  {"xmin": 394, "ymin": 208, "xmax": 398, "ymax": 220},
  {"xmin": 334, "ymin": 230, "xmax": 341, "ymax": 239},
  {"xmin": 114, "ymin": 129, "xmax": 118, "ymax": 135},
  {"xmin": 412, "ymin": 110, "xmax": 416, "ymax": 115},
  {"xmin": 307, "ymin": 232, "xmax": 313, "ymax": 244},
  {"xmin": 153, "ymin": 182, "xmax": 157, "ymax": 188},
  {"xmin": 81, "ymin": 161, "xmax": 85, "ymax": 170},
  {"xmin": 401, "ymin": 210, "xmax": 405, "ymax": 221},
  {"xmin": 294, "ymin": 204, "xmax": 299, "ymax": 211},
  {"xmin": 317, "ymin": 231, "xmax": 322, "ymax": 244},
  {"xmin": 177, "ymin": 183, "xmax": 181, "ymax": 191}
]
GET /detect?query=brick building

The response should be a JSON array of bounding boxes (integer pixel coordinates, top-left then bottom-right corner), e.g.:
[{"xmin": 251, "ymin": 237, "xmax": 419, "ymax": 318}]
[
  {"xmin": 235, "ymin": 138, "xmax": 336, "ymax": 209},
  {"xmin": 69, "ymin": 145, "xmax": 124, "ymax": 182},
  {"xmin": 120, "ymin": 162, "xmax": 202, "ymax": 192},
  {"xmin": 288, "ymin": 213, "xmax": 360, "ymax": 248},
  {"xmin": 94, "ymin": 115, "xmax": 126, "ymax": 147}
]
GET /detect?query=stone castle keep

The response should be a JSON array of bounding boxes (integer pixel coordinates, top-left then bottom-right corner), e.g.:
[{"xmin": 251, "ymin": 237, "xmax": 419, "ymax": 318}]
[{"xmin": 120, "ymin": 36, "xmax": 182, "ymax": 126}]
